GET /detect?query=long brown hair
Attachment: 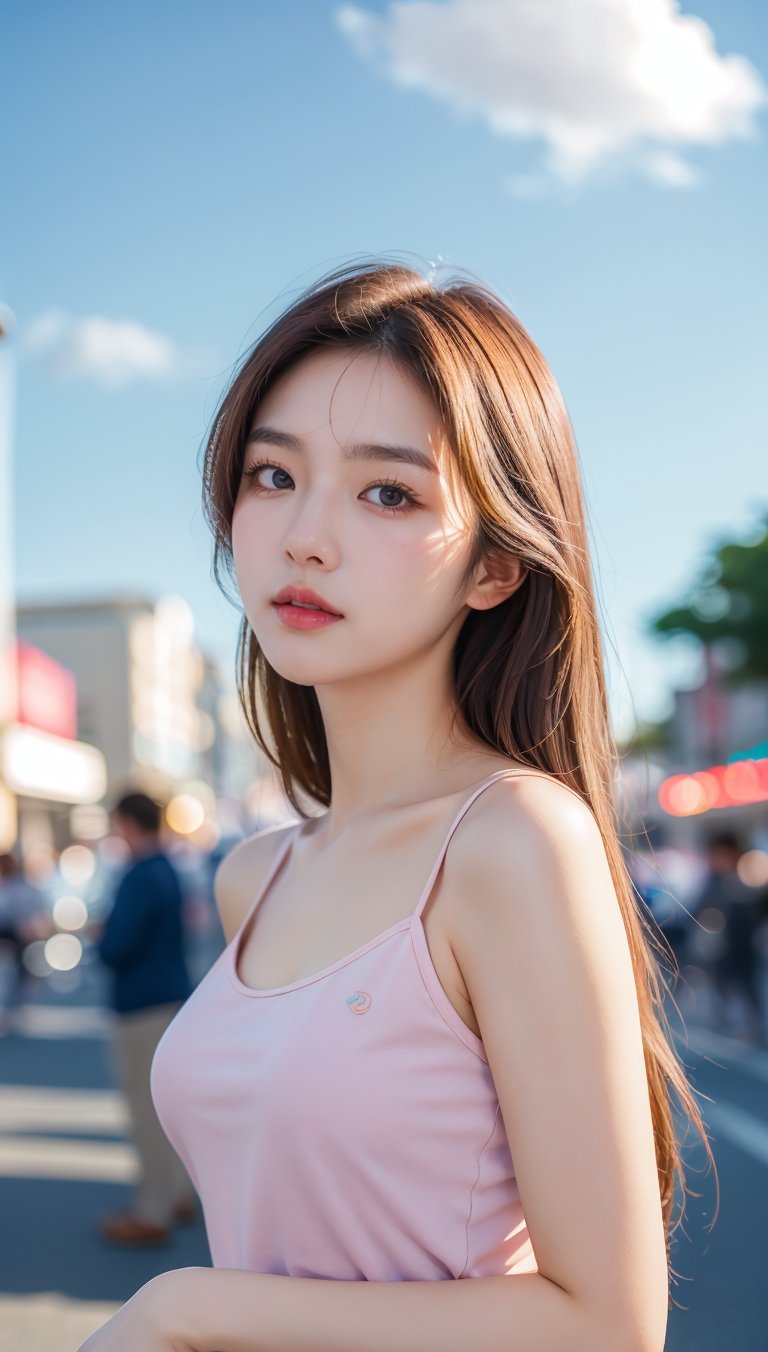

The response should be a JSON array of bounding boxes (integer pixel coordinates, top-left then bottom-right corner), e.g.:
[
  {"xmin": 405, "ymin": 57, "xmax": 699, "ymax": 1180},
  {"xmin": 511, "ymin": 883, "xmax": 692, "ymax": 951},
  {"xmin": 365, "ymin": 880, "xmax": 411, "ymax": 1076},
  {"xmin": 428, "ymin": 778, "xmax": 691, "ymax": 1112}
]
[{"xmin": 202, "ymin": 258, "xmax": 715, "ymax": 1297}]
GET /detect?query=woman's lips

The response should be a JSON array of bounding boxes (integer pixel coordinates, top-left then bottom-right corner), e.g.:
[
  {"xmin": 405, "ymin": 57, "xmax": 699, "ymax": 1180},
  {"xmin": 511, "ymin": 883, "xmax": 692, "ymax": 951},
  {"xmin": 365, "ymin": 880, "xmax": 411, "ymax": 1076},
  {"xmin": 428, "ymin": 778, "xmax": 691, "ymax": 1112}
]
[{"xmin": 272, "ymin": 602, "xmax": 344, "ymax": 630}]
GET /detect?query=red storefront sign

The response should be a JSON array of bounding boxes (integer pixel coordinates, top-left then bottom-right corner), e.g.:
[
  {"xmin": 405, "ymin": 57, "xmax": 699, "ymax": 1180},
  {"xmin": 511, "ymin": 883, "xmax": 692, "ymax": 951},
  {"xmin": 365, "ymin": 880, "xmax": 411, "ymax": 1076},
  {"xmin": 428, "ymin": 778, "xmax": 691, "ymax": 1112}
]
[{"xmin": 13, "ymin": 639, "xmax": 77, "ymax": 740}]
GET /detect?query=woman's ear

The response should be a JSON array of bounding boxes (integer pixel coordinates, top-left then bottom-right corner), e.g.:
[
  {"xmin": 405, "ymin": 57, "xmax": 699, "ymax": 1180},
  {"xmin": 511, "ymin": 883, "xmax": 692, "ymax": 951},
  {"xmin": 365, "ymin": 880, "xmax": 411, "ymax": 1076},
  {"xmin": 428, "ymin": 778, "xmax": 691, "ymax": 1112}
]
[{"xmin": 465, "ymin": 552, "xmax": 528, "ymax": 612}]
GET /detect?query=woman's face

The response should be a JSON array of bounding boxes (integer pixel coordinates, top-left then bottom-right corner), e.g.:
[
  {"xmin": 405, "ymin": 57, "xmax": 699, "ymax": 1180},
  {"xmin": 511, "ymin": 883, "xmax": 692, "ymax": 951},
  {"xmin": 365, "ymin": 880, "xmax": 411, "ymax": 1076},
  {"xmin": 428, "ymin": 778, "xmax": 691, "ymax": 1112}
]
[{"xmin": 231, "ymin": 346, "xmax": 481, "ymax": 689}]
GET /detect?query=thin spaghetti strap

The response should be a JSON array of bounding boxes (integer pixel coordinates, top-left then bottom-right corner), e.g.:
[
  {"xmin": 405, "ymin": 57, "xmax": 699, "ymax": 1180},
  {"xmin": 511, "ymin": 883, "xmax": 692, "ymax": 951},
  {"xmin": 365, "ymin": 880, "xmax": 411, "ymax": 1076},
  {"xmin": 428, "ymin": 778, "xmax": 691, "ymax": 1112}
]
[
  {"xmin": 235, "ymin": 820, "xmax": 306, "ymax": 938},
  {"xmin": 412, "ymin": 767, "xmax": 555, "ymax": 921}
]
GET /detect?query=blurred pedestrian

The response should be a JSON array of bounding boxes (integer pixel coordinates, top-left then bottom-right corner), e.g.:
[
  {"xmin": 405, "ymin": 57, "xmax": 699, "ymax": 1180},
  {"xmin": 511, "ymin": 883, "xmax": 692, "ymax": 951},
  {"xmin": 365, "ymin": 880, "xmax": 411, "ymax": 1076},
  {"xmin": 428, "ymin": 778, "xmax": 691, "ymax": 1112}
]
[
  {"xmin": 0, "ymin": 852, "xmax": 50, "ymax": 1034},
  {"xmin": 693, "ymin": 830, "xmax": 766, "ymax": 1044},
  {"xmin": 94, "ymin": 791, "xmax": 197, "ymax": 1244},
  {"xmin": 624, "ymin": 844, "xmax": 690, "ymax": 975}
]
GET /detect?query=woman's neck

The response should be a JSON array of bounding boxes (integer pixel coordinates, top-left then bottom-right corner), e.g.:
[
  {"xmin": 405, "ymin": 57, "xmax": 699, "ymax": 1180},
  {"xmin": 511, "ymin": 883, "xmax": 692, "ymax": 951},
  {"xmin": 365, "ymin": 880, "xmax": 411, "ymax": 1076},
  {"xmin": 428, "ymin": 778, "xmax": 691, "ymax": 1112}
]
[{"xmin": 311, "ymin": 663, "xmax": 502, "ymax": 841}]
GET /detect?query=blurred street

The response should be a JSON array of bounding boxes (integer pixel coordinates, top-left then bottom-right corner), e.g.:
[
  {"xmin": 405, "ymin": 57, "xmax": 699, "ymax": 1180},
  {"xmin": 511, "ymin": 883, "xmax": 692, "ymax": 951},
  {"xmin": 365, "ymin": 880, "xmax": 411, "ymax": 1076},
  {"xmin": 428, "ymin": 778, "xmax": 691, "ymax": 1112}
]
[
  {"xmin": 1, "ymin": 963, "xmax": 767, "ymax": 1351},
  {"xmin": 664, "ymin": 1014, "xmax": 768, "ymax": 1351},
  {"xmin": 0, "ymin": 962, "xmax": 211, "ymax": 1351}
]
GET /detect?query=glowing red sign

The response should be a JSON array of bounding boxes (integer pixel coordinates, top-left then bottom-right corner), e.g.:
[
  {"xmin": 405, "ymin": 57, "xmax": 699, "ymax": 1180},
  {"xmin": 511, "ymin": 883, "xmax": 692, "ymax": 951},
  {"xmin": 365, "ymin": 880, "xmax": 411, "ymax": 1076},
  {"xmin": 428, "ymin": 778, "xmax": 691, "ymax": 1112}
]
[
  {"xmin": 13, "ymin": 639, "xmax": 77, "ymax": 740},
  {"xmin": 659, "ymin": 758, "xmax": 768, "ymax": 816}
]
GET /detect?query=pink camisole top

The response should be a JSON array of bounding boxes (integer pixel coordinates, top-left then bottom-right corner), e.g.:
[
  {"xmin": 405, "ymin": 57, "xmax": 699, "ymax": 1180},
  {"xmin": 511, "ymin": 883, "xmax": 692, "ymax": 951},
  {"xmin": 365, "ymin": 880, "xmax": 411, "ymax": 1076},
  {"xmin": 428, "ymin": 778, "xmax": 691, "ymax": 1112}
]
[{"xmin": 150, "ymin": 768, "xmax": 540, "ymax": 1281}]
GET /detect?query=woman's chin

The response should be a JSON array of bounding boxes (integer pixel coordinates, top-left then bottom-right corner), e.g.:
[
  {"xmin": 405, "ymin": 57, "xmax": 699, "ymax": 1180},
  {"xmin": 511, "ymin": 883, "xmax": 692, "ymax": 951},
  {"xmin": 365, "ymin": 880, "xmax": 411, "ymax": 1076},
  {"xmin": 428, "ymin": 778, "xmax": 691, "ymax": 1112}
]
[{"xmin": 258, "ymin": 648, "xmax": 337, "ymax": 686}]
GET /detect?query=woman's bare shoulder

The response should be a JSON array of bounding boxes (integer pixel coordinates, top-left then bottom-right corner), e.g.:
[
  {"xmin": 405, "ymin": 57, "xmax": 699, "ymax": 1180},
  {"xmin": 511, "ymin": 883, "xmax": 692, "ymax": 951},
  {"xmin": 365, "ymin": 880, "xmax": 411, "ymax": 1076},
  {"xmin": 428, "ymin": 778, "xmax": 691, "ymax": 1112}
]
[
  {"xmin": 448, "ymin": 767, "xmax": 601, "ymax": 899},
  {"xmin": 213, "ymin": 822, "xmax": 299, "ymax": 944},
  {"xmin": 470, "ymin": 764, "xmax": 594, "ymax": 824}
]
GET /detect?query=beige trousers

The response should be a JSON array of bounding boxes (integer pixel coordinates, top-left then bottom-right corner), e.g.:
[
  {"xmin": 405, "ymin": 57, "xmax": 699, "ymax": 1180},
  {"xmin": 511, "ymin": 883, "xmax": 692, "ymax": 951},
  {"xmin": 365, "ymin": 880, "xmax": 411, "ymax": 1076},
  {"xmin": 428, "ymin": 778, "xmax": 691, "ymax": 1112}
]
[{"xmin": 112, "ymin": 1002, "xmax": 195, "ymax": 1226}]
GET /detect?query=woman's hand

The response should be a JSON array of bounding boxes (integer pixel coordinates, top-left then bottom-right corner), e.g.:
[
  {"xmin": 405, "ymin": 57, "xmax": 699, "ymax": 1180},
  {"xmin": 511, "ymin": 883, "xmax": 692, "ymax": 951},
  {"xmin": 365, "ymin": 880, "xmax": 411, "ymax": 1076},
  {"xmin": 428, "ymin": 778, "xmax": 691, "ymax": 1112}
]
[{"xmin": 76, "ymin": 1268, "xmax": 202, "ymax": 1352}]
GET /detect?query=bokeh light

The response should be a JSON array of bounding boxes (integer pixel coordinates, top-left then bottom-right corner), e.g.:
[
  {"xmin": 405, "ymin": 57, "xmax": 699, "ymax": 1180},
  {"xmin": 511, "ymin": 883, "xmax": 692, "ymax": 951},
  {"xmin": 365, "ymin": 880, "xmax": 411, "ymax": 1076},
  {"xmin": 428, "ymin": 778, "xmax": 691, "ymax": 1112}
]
[
  {"xmin": 659, "ymin": 758, "xmax": 768, "ymax": 815},
  {"xmin": 166, "ymin": 793, "xmax": 206, "ymax": 835},
  {"xmin": 59, "ymin": 844, "xmax": 96, "ymax": 885},
  {"xmin": 52, "ymin": 895, "xmax": 89, "ymax": 931},
  {"xmin": 723, "ymin": 760, "xmax": 761, "ymax": 802},
  {"xmin": 737, "ymin": 849, "xmax": 768, "ymax": 889},
  {"xmin": 44, "ymin": 933, "xmax": 83, "ymax": 972},
  {"xmin": 21, "ymin": 941, "xmax": 52, "ymax": 977}
]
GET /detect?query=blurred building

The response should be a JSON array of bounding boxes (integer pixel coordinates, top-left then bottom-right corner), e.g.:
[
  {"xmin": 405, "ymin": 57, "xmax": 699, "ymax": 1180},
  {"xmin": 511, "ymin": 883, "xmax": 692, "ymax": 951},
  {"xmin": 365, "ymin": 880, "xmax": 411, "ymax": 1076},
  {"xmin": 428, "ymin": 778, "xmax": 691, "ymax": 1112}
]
[
  {"xmin": 17, "ymin": 594, "xmax": 202, "ymax": 797},
  {"xmin": 645, "ymin": 647, "xmax": 768, "ymax": 843},
  {"xmin": 0, "ymin": 637, "xmax": 107, "ymax": 855},
  {"xmin": 666, "ymin": 646, "xmax": 768, "ymax": 771},
  {"xmin": 14, "ymin": 593, "xmax": 268, "ymax": 838},
  {"xmin": 196, "ymin": 650, "xmax": 267, "ymax": 802}
]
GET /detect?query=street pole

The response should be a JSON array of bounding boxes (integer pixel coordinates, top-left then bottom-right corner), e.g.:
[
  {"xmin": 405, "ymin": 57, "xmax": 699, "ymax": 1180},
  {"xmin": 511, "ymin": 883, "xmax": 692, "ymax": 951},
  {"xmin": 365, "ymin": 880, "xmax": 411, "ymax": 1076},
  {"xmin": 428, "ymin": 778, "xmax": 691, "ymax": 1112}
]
[{"xmin": 0, "ymin": 302, "xmax": 18, "ymax": 849}]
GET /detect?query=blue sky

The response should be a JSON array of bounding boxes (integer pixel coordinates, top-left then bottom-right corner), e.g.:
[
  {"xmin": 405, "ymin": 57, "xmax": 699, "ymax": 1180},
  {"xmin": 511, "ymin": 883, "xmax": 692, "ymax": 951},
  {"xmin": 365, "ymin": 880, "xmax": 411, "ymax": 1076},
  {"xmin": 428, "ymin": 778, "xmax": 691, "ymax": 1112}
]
[{"xmin": 4, "ymin": 0, "xmax": 767, "ymax": 743}]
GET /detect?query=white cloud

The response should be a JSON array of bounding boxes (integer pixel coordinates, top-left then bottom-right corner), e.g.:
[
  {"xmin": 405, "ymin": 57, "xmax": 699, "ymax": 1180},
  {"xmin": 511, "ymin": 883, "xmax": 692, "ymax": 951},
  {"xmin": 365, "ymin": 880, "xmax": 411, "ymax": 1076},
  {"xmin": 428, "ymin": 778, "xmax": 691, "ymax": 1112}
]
[
  {"xmin": 643, "ymin": 148, "xmax": 702, "ymax": 187},
  {"xmin": 337, "ymin": 0, "xmax": 766, "ymax": 188},
  {"xmin": 22, "ymin": 311, "xmax": 180, "ymax": 388}
]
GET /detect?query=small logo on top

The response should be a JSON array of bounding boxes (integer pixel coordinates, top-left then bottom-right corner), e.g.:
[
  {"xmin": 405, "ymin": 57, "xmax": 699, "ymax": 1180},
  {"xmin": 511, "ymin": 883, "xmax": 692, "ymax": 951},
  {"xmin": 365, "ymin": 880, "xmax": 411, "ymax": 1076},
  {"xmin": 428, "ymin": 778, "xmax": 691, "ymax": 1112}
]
[{"xmin": 346, "ymin": 990, "xmax": 372, "ymax": 1014}]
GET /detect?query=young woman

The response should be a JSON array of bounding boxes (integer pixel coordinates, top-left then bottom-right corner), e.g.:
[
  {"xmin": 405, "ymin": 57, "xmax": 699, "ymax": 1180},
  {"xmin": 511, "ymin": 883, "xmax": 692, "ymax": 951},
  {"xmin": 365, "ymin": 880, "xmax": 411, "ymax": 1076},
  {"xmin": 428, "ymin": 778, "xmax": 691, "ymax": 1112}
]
[{"xmin": 79, "ymin": 260, "xmax": 713, "ymax": 1352}]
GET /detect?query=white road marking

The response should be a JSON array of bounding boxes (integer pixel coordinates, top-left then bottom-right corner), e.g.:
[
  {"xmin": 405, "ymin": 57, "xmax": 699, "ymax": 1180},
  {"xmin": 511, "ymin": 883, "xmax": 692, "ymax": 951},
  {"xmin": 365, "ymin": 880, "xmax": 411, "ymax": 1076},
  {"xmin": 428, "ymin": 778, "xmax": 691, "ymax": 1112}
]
[
  {"xmin": 0, "ymin": 1086, "xmax": 134, "ymax": 1181},
  {"xmin": 0, "ymin": 1133, "xmax": 137, "ymax": 1181},
  {"xmin": 0, "ymin": 1085, "xmax": 127, "ymax": 1133},
  {"xmin": 7, "ymin": 1004, "xmax": 112, "ymax": 1038},
  {"xmin": 0, "ymin": 1293, "xmax": 121, "ymax": 1351}
]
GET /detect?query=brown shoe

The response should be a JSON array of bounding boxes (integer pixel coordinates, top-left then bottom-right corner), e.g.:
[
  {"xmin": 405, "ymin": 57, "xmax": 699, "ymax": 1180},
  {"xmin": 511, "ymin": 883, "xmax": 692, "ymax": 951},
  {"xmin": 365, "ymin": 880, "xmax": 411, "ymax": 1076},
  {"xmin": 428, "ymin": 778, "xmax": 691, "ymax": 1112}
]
[
  {"xmin": 100, "ymin": 1212, "xmax": 170, "ymax": 1246},
  {"xmin": 172, "ymin": 1197, "xmax": 199, "ymax": 1225}
]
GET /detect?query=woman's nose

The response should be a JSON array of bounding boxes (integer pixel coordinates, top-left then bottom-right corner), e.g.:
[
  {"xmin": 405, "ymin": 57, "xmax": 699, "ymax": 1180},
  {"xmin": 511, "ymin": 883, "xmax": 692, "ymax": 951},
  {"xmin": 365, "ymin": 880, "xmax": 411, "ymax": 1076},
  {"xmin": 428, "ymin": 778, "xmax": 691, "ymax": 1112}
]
[{"xmin": 281, "ymin": 489, "xmax": 340, "ymax": 568}]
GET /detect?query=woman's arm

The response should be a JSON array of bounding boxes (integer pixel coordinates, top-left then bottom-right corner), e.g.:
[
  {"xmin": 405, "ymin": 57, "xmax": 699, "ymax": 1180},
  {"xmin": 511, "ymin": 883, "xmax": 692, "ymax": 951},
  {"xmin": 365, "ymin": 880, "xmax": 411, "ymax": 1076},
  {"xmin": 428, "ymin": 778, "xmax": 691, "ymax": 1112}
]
[
  {"xmin": 156, "ymin": 1261, "xmax": 648, "ymax": 1352},
  {"xmin": 82, "ymin": 776, "xmax": 668, "ymax": 1352},
  {"xmin": 449, "ymin": 774, "xmax": 669, "ymax": 1349}
]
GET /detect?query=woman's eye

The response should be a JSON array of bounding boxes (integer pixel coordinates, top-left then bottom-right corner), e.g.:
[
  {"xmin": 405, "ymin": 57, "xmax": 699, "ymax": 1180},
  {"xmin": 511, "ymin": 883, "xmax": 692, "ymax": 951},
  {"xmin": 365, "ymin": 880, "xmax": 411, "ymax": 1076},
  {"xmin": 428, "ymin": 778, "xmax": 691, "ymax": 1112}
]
[
  {"xmin": 362, "ymin": 482, "xmax": 418, "ymax": 514},
  {"xmin": 242, "ymin": 462, "xmax": 293, "ymax": 491},
  {"xmin": 242, "ymin": 461, "xmax": 418, "ymax": 515}
]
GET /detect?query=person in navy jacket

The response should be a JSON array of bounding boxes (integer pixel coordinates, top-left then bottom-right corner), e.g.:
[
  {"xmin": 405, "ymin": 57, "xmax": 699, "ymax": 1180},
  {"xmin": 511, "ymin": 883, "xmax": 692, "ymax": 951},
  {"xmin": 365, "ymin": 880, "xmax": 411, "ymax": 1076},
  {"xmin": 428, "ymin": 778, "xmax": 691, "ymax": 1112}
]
[{"xmin": 96, "ymin": 790, "xmax": 196, "ymax": 1245}]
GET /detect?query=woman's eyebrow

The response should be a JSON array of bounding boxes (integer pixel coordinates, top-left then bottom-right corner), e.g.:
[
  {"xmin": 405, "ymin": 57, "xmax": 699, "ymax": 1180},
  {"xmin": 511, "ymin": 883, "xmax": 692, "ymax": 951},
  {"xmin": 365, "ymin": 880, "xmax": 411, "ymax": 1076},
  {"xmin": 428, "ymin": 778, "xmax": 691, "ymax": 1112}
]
[{"xmin": 246, "ymin": 424, "xmax": 438, "ymax": 474}]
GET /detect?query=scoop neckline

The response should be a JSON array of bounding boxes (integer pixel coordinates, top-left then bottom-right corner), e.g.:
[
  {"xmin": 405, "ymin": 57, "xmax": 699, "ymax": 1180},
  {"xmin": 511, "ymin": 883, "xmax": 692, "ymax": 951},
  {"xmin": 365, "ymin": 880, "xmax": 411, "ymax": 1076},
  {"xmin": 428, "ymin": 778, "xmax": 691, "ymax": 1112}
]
[
  {"xmin": 228, "ymin": 911, "xmax": 415, "ymax": 998},
  {"xmin": 228, "ymin": 819, "xmax": 420, "ymax": 997},
  {"xmin": 226, "ymin": 765, "xmax": 537, "ymax": 998}
]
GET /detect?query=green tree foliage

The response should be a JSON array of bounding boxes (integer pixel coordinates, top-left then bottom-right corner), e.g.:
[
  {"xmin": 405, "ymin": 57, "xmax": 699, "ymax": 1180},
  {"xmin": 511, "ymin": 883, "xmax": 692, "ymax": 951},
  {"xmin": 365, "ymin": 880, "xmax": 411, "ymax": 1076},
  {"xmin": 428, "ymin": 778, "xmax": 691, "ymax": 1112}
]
[{"xmin": 648, "ymin": 512, "xmax": 768, "ymax": 684}]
